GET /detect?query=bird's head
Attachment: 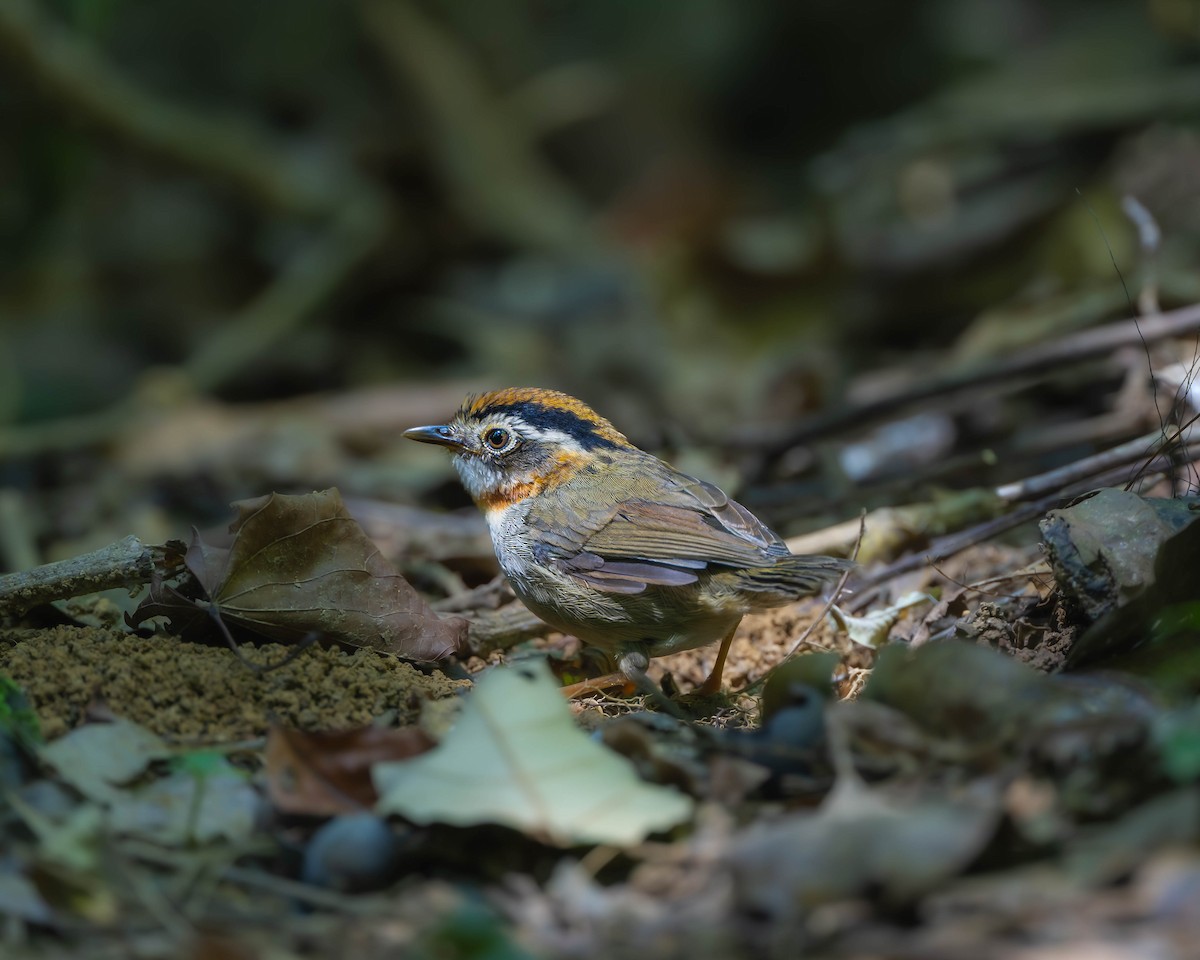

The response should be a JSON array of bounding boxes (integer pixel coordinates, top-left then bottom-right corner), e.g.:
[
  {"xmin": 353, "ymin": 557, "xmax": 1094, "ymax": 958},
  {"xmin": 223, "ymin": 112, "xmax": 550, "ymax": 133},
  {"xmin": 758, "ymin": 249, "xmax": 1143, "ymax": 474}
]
[{"xmin": 404, "ymin": 388, "xmax": 635, "ymax": 510}]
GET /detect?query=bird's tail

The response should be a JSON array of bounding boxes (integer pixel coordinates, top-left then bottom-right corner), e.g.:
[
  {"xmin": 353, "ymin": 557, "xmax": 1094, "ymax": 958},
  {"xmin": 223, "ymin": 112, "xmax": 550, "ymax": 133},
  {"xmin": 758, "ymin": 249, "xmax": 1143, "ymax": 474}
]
[{"xmin": 731, "ymin": 554, "xmax": 852, "ymax": 603}]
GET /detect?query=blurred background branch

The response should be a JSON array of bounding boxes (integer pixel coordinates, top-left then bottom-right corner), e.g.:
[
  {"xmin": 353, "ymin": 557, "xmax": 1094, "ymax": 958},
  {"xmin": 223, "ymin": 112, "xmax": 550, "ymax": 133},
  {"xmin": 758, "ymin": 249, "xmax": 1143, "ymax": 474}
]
[
  {"xmin": 361, "ymin": 0, "xmax": 593, "ymax": 251},
  {"xmin": 0, "ymin": 0, "xmax": 392, "ymax": 453},
  {"xmin": 0, "ymin": 0, "xmax": 348, "ymax": 216}
]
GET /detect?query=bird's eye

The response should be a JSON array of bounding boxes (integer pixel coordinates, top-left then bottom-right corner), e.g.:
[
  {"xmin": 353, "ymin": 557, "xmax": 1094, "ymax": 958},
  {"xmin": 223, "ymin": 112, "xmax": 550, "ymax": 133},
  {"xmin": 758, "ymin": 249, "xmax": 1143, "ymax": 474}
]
[{"xmin": 484, "ymin": 427, "xmax": 511, "ymax": 450}]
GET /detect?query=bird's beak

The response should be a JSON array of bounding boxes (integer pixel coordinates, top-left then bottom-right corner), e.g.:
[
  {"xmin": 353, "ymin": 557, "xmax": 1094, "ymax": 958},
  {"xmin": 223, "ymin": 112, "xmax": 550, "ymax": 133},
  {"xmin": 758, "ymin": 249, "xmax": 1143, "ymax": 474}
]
[{"xmin": 403, "ymin": 424, "xmax": 464, "ymax": 449}]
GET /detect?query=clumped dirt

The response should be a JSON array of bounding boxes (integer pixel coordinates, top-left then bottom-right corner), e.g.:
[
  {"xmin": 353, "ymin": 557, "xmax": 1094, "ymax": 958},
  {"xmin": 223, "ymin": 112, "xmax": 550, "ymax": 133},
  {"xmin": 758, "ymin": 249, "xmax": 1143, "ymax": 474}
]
[
  {"xmin": 0, "ymin": 598, "xmax": 841, "ymax": 746},
  {"xmin": 966, "ymin": 599, "xmax": 1078, "ymax": 672},
  {"xmin": 0, "ymin": 625, "xmax": 467, "ymax": 741}
]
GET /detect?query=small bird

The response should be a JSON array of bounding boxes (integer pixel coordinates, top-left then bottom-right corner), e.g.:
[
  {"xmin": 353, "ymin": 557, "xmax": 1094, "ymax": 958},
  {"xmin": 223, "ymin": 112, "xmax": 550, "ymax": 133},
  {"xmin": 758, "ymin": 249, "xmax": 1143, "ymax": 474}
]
[{"xmin": 405, "ymin": 388, "xmax": 849, "ymax": 695}]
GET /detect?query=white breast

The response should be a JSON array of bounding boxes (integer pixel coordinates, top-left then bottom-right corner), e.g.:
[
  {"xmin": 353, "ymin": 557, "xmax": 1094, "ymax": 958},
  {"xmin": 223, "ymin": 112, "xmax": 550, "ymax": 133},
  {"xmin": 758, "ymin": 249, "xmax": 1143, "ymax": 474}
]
[{"xmin": 485, "ymin": 500, "xmax": 537, "ymax": 581}]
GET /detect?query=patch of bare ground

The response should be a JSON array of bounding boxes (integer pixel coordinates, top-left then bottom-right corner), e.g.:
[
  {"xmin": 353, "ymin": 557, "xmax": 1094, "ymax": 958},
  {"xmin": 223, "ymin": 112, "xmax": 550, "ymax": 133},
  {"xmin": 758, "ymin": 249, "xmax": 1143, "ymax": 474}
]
[{"xmin": 0, "ymin": 625, "xmax": 467, "ymax": 741}]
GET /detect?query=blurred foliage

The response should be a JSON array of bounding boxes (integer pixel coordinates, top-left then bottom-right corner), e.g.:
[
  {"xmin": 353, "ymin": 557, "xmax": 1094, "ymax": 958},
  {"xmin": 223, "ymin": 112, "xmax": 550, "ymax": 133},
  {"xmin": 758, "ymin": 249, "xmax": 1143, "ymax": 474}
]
[
  {"xmin": 0, "ymin": 671, "xmax": 41, "ymax": 759},
  {"xmin": 2, "ymin": 0, "xmax": 1198, "ymax": 435}
]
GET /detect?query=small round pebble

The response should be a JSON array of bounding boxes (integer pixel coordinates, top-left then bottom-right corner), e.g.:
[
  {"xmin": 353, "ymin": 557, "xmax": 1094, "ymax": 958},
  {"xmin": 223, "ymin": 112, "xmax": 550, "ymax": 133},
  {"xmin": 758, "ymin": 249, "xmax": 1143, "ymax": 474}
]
[{"xmin": 301, "ymin": 813, "xmax": 403, "ymax": 892}]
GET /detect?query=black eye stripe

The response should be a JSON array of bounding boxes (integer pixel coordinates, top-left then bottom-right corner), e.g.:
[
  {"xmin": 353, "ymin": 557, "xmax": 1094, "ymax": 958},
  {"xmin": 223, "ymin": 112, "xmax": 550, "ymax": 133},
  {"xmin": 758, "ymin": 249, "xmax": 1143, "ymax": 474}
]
[{"xmin": 480, "ymin": 402, "xmax": 621, "ymax": 451}]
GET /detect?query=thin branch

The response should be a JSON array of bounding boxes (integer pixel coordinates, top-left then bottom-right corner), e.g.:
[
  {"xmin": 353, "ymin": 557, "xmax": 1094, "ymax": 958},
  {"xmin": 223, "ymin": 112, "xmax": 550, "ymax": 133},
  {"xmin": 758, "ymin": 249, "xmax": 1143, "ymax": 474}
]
[
  {"xmin": 360, "ymin": 0, "xmax": 590, "ymax": 251},
  {"xmin": 760, "ymin": 299, "xmax": 1200, "ymax": 454},
  {"xmin": 0, "ymin": 0, "xmax": 335, "ymax": 216},
  {"xmin": 995, "ymin": 423, "xmax": 1195, "ymax": 502},
  {"xmin": 0, "ymin": 0, "xmax": 393, "ymax": 455},
  {"xmin": 848, "ymin": 449, "xmax": 1200, "ymax": 609},
  {"xmin": 0, "ymin": 536, "xmax": 165, "ymax": 614}
]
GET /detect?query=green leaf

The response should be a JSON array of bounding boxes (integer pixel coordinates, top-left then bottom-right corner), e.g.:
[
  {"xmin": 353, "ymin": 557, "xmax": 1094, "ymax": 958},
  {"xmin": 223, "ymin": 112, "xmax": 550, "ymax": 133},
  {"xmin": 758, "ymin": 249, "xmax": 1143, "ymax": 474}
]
[
  {"xmin": 1155, "ymin": 704, "xmax": 1200, "ymax": 783},
  {"xmin": 0, "ymin": 674, "xmax": 41, "ymax": 748},
  {"xmin": 170, "ymin": 749, "xmax": 240, "ymax": 780}
]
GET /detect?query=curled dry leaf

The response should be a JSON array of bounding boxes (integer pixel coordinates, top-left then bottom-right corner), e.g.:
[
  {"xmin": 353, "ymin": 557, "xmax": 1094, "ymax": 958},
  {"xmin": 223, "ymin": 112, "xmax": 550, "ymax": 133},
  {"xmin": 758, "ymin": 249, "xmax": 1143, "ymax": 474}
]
[
  {"xmin": 131, "ymin": 488, "xmax": 466, "ymax": 660},
  {"xmin": 830, "ymin": 591, "xmax": 933, "ymax": 649}
]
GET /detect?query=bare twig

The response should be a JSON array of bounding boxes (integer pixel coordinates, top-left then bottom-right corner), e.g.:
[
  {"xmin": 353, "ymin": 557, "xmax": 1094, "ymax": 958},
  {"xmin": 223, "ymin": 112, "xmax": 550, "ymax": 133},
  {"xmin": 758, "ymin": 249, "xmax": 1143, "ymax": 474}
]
[
  {"xmin": 995, "ymin": 423, "xmax": 1196, "ymax": 502},
  {"xmin": 0, "ymin": 536, "xmax": 166, "ymax": 614},
  {"xmin": 848, "ymin": 447, "xmax": 1200, "ymax": 609},
  {"xmin": 462, "ymin": 602, "xmax": 547, "ymax": 658},
  {"xmin": 788, "ymin": 417, "xmax": 1197, "ymax": 564}
]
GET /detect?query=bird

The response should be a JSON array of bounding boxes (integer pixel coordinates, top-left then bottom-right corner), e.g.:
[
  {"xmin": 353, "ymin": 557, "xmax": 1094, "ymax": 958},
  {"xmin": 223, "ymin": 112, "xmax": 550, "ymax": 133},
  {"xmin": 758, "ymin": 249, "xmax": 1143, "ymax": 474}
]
[{"xmin": 404, "ymin": 388, "xmax": 849, "ymax": 696}]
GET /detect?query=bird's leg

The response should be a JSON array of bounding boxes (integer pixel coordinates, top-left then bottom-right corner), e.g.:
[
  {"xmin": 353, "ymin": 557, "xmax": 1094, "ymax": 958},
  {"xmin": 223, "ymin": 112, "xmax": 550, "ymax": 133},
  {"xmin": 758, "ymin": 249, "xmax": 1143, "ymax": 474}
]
[
  {"xmin": 559, "ymin": 649, "xmax": 688, "ymax": 720},
  {"xmin": 619, "ymin": 650, "xmax": 691, "ymax": 719},
  {"xmin": 698, "ymin": 624, "xmax": 739, "ymax": 695}
]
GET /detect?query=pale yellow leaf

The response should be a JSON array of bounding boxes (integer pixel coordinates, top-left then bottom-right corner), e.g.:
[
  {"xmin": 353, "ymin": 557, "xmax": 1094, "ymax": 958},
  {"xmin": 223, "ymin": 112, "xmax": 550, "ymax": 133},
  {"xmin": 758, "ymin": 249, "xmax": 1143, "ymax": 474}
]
[
  {"xmin": 831, "ymin": 591, "xmax": 933, "ymax": 649},
  {"xmin": 373, "ymin": 660, "xmax": 693, "ymax": 846}
]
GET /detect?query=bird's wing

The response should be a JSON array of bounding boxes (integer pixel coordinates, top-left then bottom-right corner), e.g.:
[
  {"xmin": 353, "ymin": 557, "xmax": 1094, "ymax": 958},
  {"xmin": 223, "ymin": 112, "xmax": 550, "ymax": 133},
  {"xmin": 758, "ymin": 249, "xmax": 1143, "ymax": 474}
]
[
  {"xmin": 585, "ymin": 475, "xmax": 787, "ymax": 564},
  {"xmin": 527, "ymin": 471, "xmax": 786, "ymax": 594}
]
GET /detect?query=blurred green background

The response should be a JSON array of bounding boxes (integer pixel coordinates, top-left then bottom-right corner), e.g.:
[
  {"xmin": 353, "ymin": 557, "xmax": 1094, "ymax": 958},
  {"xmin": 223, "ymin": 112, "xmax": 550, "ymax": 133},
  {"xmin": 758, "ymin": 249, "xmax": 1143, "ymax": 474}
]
[{"xmin": 2, "ymin": 0, "xmax": 1199, "ymax": 454}]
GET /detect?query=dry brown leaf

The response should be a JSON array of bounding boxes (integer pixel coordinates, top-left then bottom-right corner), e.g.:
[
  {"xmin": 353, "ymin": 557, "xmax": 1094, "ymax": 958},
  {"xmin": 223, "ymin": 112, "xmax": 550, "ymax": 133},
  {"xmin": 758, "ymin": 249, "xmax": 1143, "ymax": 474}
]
[
  {"xmin": 131, "ymin": 489, "xmax": 466, "ymax": 660},
  {"xmin": 265, "ymin": 724, "xmax": 435, "ymax": 816}
]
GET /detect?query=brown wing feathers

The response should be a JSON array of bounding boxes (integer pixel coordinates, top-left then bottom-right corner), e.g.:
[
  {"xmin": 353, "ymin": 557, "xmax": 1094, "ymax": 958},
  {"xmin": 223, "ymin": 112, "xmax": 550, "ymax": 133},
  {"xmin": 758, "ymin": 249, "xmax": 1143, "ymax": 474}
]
[
  {"xmin": 582, "ymin": 501, "xmax": 781, "ymax": 566},
  {"xmin": 527, "ymin": 466, "xmax": 800, "ymax": 593}
]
